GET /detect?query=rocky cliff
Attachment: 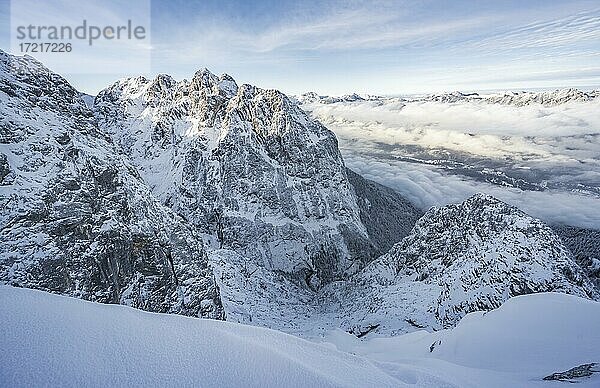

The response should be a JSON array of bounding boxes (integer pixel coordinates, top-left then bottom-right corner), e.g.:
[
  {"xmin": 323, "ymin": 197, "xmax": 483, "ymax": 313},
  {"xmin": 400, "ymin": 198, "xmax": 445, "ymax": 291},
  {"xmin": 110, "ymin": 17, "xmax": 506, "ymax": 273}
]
[
  {"xmin": 93, "ymin": 70, "xmax": 383, "ymax": 285},
  {"xmin": 0, "ymin": 51, "xmax": 223, "ymax": 319}
]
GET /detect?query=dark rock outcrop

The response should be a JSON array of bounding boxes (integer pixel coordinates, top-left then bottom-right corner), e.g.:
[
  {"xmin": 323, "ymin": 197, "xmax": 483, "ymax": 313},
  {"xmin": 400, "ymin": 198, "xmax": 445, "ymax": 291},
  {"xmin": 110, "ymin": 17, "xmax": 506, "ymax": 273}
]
[
  {"xmin": 543, "ymin": 363, "xmax": 599, "ymax": 382},
  {"xmin": 553, "ymin": 224, "xmax": 600, "ymax": 291},
  {"xmin": 346, "ymin": 168, "xmax": 422, "ymax": 256}
]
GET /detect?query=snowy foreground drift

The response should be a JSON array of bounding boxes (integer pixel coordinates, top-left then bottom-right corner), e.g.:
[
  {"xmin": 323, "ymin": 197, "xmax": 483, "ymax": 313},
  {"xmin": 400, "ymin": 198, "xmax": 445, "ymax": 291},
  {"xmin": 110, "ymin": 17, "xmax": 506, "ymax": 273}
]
[{"xmin": 1, "ymin": 286, "xmax": 599, "ymax": 388}]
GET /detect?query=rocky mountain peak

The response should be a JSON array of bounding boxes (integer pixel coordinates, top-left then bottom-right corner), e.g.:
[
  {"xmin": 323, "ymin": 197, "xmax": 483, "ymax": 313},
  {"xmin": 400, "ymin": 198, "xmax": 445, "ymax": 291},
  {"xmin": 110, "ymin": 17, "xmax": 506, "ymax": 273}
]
[
  {"xmin": 92, "ymin": 66, "xmax": 385, "ymax": 285},
  {"xmin": 190, "ymin": 67, "xmax": 219, "ymax": 92},
  {"xmin": 0, "ymin": 51, "xmax": 91, "ymax": 121},
  {"xmin": 0, "ymin": 50, "xmax": 224, "ymax": 319},
  {"xmin": 382, "ymin": 193, "xmax": 596, "ymax": 326},
  {"xmin": 148, "ymin": 74, "xmax": 177, "ymax": 92},
  {"xmin": 188, "ymin": 68, "xmax": 239, "ymax": 98}
]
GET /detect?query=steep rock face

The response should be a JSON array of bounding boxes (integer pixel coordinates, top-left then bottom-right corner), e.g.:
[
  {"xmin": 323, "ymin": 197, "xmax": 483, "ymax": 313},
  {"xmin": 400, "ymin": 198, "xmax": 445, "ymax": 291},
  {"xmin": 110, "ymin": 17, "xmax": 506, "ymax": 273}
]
[
  {"xmin": 319, "ymin": 194, "xmax": 597, "ymax": 335},
  {"xmin": 207, "ymin": 171, "xmax": 423, "ymax": 336},
  {"xmin": 0, "ymin": 153, "xmax": 10, "ymax": 183},
  {"xmin": 0, "ymin": 51, "xmax": 223, "ymax": 319},
  {"xmin": 93, "ymin": 71, "xmax": 377, "ymax": 284},
  {"xmin": 385, "ymin": 193, "xmax": 596, "ymax": 327}
]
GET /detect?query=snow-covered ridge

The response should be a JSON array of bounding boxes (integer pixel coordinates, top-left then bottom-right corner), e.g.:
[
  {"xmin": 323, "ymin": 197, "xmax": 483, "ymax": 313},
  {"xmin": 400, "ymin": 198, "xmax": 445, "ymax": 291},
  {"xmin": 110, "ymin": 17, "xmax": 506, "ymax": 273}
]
[
  {"xmin": 0, "ymin": 285, "xmax": 401, "ymax": 388},
  {"xmin": 296, "ymin": 88, "xmax": 599, "ymax": 106},
  {"xmin": 315, "ymin": 193, "xmax": 597, "ymax": 335},
  {"xmin": 294, "ymin": 92, "xmax": 383, "ymax": 105}
]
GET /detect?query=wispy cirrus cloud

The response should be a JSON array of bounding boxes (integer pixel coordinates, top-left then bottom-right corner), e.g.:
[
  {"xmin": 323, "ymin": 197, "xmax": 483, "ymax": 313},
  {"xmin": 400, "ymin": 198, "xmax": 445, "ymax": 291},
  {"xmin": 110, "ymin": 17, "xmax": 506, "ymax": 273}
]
[
  {"xmin": 154, "ymin": 2, "xmax": 600, "ymax": 55},
  {"xmin": 3, "ymin": 0, "xmax": 598, "ymax": 94},
  {"xmin": 152, "ymin": 4, "xmax": 491, "ymax": 57},
  {"xmin": 146, "ymin": 0, "xmax": 600, "ymax": 95},
  {"xmin": 243, "ymin": 11, "xmax": 490, "ymax": 52},
  {"xmin": 460, "ymin": 10, "xmax": 600, "ymax": 53}
]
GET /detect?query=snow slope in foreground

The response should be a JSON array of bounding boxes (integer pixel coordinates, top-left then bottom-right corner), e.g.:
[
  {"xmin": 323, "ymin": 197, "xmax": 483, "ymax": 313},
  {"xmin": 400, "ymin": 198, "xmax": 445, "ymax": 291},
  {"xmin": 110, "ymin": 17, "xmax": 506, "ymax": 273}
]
[
  {"xmin": 1, "ymin": 286, "xmax": 599, "ymax": 387},
  {"xmin": 321, "ymin": 292, "xmax": 600, "ymax": 386},
  {"xmin": 0, "ymin": 286, "xmax": 405, "ymax": 388}
]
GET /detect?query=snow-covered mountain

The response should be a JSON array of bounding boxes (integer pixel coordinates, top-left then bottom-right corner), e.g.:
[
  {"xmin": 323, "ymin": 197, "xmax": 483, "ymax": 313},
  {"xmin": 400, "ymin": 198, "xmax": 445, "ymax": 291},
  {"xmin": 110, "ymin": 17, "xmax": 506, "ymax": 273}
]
[
  {"xmin": 92, "ymin": 71, "xmax": 384, "ymax": 285},
  {"xmin": 0, "ymin": 50, "xmax": 598, "ymax": 345},
  {"xmin": 0, "ymin": 51, "xmax": 423, "ymax": 322},
  {"xmin": 394, "ymin": 194, "xmax": 595, "ymax": 325},
  {"xmin": 319, "ymin": 194, "xmax": 597, "ymax": 335},
  {"xmin": 295, "ymin": 92, "xmax": 378, "ymax": 105},
  {"xmin": 407, "ymin": 88, "xmax": 598, "ymax": 105},
  {"xmin": 0, "ymin": 52, "xmax": 223, "ymax": 319},
  {"xmin": 479, "ymin": 88, "xmax": 598, "ymax": 106}
]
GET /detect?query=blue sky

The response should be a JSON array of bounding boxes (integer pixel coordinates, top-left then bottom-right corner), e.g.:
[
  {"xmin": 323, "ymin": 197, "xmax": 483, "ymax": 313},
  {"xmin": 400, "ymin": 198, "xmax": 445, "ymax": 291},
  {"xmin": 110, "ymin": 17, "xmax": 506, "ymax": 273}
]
[{"xmin": 1, "ymin": 0, "xmax": 600, "ymax": 95}]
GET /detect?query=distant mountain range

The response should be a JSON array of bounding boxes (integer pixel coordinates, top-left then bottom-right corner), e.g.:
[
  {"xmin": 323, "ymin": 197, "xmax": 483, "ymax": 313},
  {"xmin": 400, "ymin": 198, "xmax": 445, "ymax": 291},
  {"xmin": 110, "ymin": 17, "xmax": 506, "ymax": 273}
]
[{"xmin": 295, "ymin": 88, "xmax": 599, "ymax": 106}]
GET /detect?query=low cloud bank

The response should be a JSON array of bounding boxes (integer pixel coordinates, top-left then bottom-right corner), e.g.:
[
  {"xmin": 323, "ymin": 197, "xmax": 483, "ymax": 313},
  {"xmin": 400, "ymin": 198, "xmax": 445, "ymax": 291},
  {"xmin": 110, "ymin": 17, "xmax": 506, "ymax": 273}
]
[
  {"xmin": 304, "ymin": 98, "xmax": 600, "ymax": 229},
  {"xmin": 346, "ymin": 152, "xmax": 600, "ymax": 228}
]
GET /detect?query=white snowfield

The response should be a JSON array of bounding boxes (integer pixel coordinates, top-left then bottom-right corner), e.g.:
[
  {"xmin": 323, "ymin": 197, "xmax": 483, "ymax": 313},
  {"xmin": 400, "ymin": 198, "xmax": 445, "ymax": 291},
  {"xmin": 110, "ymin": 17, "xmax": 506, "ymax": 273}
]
[{"xmin": 1, "ymin": 286, "xmax": 599, "ymax": 387}]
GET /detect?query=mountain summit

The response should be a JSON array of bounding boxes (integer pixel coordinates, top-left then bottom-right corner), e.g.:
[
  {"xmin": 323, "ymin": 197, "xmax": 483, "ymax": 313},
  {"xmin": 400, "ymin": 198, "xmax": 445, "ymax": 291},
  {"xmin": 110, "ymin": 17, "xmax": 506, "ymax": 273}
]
[{"xmin": 93, "ymin": 67, "xmax": 405, "ymax": 285}]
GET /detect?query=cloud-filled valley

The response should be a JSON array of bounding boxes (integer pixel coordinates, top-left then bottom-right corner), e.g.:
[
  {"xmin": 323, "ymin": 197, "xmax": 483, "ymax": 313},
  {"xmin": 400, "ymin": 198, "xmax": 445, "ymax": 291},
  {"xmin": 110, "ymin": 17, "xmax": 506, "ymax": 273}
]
[{"xmin": 302, "ymin": 93, "xmax": 600, "ymax": 229}]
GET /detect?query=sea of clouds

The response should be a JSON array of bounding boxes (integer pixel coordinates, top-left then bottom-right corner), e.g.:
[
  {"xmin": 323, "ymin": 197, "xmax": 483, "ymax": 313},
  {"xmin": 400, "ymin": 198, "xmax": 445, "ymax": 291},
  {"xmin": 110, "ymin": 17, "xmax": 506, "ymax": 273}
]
[{"xmin": 303, "ymin": 97, "xmax": 600, "ymax": 229}]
